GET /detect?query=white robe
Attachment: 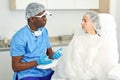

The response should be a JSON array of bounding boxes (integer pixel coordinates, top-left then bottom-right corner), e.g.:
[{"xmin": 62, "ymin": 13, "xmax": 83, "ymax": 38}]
[{"xmin": 53, "ymin": 33, "xmax": 118, "ymax": 80}]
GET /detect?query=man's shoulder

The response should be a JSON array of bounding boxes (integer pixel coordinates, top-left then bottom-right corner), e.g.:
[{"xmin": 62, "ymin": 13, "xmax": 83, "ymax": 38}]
[
  {"xmin": 42, "ymin": 27, "xmax": 49, "ymax": 34},
  {"xmin": 12, "ymin": 25, "xmax": 28, "ymax": 39},
  {"xmin": 17, "ymin": 25, "xmax": 28, "ymax": 33},
  {"xmin": 43, "ymin": 27, "xmax": 48, "ymax": 32}
]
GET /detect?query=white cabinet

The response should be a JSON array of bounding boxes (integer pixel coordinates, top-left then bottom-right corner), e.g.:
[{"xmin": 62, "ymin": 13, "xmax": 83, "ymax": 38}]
[
  {"xmin": 10, "ymin": 0, "xmax": 99, "ymax": 9},
  {"xmin": 0, "ymin": 51, "xmax": 13, "ymax": 80},
  {"xmin": 10, "ymin": 0, "xmax": 47, "ymax": 9},
  {"xmin": 47, "ymin": 0, "xmax": 74, "ymax": 9},
  {"xmin": 75, "ymin": 0, "xmax": 99, "ymax": 9}
]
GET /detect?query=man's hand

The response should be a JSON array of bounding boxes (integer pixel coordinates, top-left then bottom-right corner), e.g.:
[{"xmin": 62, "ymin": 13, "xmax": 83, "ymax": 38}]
[
  {"xmin": 53, "ymin": 48, "xmax": 63, "ymax": 59},
  {"xmin": 37, "ymin": 56, "xmax": 52, "ymax": 65}
]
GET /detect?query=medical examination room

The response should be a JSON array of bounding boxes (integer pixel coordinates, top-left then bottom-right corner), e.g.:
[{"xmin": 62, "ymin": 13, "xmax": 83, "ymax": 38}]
[{"xmin": 0, "ymin": 0, "xmax": 120, "ymax": 80}]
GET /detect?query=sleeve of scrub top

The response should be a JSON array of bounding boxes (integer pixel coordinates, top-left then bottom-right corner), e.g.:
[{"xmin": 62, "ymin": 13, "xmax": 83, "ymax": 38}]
[{"xmin": 10, "ymin": 35, "xmax": 25, "ymax": 56}]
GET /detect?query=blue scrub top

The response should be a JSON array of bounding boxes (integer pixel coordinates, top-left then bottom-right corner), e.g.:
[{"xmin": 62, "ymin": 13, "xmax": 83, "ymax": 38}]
[{"xmin": 10, "ymin": 25, "xmax": 53, "ymax": 80}]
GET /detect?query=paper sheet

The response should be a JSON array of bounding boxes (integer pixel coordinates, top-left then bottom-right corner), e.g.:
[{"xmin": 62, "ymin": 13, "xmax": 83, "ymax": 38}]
[{"xmin": 37, "ymin": 60, "xmax": 58, "ymax": 69}]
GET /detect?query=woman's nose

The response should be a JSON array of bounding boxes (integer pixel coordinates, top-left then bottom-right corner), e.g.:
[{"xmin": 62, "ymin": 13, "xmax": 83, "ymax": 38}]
[{"xmin": 81, "ymin": 21, "xmax": 84, "ymax": 25}]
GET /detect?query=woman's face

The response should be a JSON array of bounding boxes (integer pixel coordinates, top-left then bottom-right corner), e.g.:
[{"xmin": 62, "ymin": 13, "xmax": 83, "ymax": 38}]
[{"xmin": 81, "ymin": 15, "xmax": 95, "ymax": 33}]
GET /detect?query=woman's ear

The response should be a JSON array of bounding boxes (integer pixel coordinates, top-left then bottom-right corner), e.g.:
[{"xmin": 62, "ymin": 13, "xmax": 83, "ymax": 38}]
[{"xmin": 92, "ymin": 22, "xmax": 96, "ymax": 28}]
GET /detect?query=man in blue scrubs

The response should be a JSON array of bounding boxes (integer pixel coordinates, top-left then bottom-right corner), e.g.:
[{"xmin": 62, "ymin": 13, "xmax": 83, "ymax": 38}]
[{"xmin": 10, "ymin": 2, "xmax": 62, "ymax": 80}]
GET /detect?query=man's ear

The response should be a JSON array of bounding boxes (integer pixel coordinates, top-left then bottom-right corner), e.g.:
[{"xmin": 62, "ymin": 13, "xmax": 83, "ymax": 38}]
[{"xmin": 29, "ymin": 17, "xmax": 34, "ymax": 23}]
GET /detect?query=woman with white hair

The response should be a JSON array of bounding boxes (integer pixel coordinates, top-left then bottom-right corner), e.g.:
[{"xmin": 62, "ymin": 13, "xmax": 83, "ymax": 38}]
[{"xmin": 53, "ymin": 11, "xmax": 119, "ymax": 80}]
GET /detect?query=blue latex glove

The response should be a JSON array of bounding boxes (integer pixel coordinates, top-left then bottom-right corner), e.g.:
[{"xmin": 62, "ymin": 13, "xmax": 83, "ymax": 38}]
[
  {"xmin": 53, "ymin": 48, "xmax": 63, "ymax": 59},
  {"xmin": 37, "ymin": 56, "xmax": 52, "ymax": 65}
]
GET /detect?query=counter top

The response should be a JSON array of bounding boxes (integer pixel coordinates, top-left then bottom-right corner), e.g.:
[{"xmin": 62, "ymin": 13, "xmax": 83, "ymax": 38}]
[
  {"xmin": 0, "ymin": 41, "xmax": 70, "ymax": 52},
  {"xmin": 0, "ymin": 48, "xmax": 10, "ymax": 52},
  {"xmin": 51, "ymin": 40, "xmax": 70, "ymax": 47},
  {"xmin": 0, "ymin": 35, "xmax": 73, "ymax": 52}
]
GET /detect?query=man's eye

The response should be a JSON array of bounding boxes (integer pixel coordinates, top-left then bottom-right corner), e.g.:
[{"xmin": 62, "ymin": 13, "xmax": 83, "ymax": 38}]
[{"xmin": 42, "ymin": 15, "xmax": 46, "ymax": 18}]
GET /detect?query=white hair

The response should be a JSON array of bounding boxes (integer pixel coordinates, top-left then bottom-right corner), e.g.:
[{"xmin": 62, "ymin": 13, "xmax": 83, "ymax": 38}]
[{"xmin": 85, "ymin": 11, "xmax": 101, "ymax": 35}]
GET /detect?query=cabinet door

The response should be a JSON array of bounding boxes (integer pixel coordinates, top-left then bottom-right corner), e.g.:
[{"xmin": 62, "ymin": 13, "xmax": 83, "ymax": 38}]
[
  {"xmin": 0, "ymin": 51, "xmax": 13, "ymax": 80},
  {"xmin": 47, "ymin": 0, "xmax": 74, "ymax": 9},
  {"xmin": 10, "ymin": 0, "xmax": 47, "ymax": 9},
  {"xmin": 75, "ymin": 0, "xmax": 99, "ymax": 9}
]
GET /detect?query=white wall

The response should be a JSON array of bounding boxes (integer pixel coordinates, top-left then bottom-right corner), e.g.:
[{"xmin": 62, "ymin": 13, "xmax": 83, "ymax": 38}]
[
  {"xmin": 46, "ymin": 10, "xmax": 87, "ymax": 36},
  {"xmin": 0, "ymin": 0, "xmax": 88, "ymax": 39},
  {"xmin": 0, "ymin": 51, "xmax": 13, "ymax": 80},
  {"xmin": 110, "ymin": 0, "xmax": 120, "ymax": 61},
  {"xmin": 110, "ymin": 0, "xmax": 116, "ymax": 17},
  {"xmin": 0, "ymin": 0, "xmax": 26, "ymax": 39},
  {"xmin": 115, "ymin": 0, "xmax": 120, "ymax": 60}
]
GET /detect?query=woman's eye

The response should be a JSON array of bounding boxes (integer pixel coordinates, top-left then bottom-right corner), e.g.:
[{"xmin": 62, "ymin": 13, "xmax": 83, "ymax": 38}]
[{"xmin": 84, "ymin": 20, "xmax": 86, "ymax": 22}]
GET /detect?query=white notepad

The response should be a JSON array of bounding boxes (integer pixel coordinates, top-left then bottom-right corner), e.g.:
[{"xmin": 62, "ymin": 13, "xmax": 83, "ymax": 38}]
[{"xmin": 37, "ymin": 60, "xmax": 58, "ymax": 69}]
